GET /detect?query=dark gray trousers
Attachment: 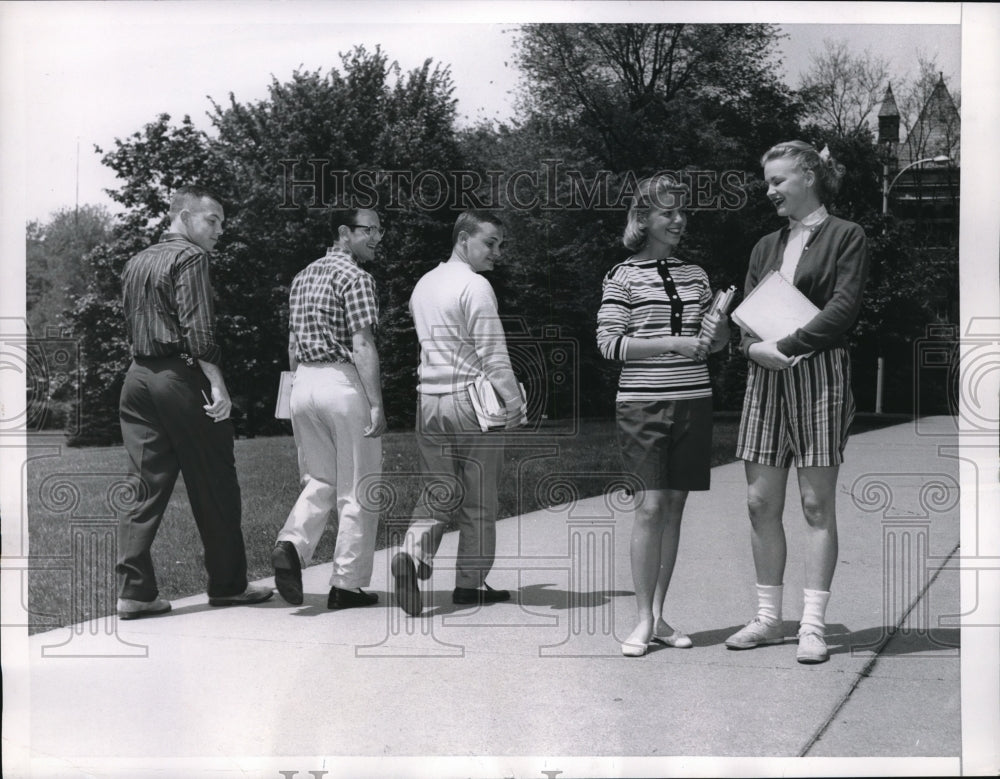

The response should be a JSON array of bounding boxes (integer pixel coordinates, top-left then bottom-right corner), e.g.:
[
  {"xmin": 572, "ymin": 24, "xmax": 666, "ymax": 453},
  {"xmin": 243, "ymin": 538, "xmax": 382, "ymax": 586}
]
[{"xmin": 117, "ymin": 356, "xmax": 248, "ymax": 600}]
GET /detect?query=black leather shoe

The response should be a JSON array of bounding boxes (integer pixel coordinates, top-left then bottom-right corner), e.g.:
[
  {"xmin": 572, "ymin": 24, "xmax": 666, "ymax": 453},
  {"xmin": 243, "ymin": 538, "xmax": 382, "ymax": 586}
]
[
  {"xmin": 327, "ymin": 586, "xmax": 379, "ymax": 610},
  {"xmin": 452, "ymin": 582, "xmax": 511, "ymax": 605},
  {"xmin": 271, "ymin": 541, "xmax": 303, "ymax": 605},
  {"xmin": 391, "ymin": 552, "xmax": 423, "ymax": 616}
]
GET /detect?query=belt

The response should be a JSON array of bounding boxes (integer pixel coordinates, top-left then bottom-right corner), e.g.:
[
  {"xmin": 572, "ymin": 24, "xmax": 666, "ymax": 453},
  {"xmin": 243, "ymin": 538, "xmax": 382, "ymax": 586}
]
[{"xmin": 134, "ymin": 352, "xmax": 197, "ymax": 367}]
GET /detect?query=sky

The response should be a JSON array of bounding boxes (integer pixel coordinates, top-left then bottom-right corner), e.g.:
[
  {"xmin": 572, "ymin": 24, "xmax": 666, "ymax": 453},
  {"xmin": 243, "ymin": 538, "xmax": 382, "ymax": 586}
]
[
  {"xmin": 2, "ymin": 3, "xmax": 998, "ymax": 776},
  {"xmin": 2, "ymin": 1, "xmax": 963, "ymax": 223}
]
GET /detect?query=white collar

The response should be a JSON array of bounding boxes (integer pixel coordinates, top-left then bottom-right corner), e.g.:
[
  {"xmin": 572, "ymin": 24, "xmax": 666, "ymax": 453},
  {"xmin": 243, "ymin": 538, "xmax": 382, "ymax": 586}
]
[{"xmin": 789, "ymin": 205, "xmax": 828, "ymax": 231}]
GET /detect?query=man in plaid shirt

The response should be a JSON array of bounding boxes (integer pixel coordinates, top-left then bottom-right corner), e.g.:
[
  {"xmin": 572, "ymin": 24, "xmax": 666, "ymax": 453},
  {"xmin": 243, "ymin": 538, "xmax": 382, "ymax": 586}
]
[{"xmin": 271, "ymin": 207, "xmax": 387, "ymax": 609}]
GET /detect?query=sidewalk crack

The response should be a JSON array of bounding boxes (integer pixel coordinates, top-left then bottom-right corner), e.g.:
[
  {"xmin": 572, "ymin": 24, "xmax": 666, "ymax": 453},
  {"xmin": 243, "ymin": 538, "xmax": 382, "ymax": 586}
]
[{"xmin": 797, "ymin": 540, "xmax": 961, "ymax": 757}]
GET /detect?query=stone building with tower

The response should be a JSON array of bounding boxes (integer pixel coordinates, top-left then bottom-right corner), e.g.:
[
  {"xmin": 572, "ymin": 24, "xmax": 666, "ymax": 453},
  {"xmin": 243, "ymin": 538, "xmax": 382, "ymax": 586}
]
[{"xmin": 877, "ymin": 74, "xmax": 960, "ymax": 245}]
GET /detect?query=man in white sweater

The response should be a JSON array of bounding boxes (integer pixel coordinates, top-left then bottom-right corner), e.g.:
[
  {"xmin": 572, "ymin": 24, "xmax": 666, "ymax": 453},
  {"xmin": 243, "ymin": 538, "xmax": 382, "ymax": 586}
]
[{"xmin": 392, "ymin": 211, "xmax": 523, "ymax": 616}]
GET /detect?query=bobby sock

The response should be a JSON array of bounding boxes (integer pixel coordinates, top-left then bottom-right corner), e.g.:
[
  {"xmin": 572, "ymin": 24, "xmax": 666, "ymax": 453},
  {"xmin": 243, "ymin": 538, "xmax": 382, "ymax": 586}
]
[
  {"xmin": 756, "ymin": 583, "xmax": 783, "ymax": 626},
  {"xmin": 800, "ymin": 588, "xmax": 831, "ymax": 635}
]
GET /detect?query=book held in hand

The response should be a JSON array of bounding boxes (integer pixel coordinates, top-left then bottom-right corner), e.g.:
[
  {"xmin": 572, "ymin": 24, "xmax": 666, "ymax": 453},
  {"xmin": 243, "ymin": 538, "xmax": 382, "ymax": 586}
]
[
  {"xmin": 708, "ymin": 285, "xmax": 738, "ymax": 318},
  {"xmin": 700, "ymin": 285, "xmax": 737, "ymax": 339},
  {"xmin": 275, "ymin": 371, "xmax": 293, "ymax": 419},
  {"xmin": 466, "ymin": 373, "xmax": 528, "ymax": 432}
]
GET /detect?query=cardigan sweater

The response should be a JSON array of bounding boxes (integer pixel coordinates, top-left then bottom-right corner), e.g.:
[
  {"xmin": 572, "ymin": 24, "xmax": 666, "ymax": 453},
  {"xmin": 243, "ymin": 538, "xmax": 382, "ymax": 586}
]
[{"xmin": 739, "ymin": 215, "xmax": 869, "ymax": 358}]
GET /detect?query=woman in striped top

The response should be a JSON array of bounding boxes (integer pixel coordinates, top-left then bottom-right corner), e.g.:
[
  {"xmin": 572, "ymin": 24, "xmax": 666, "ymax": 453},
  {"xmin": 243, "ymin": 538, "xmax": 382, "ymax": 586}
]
[{"xmin": 597, "ymin": 173, "xmax": 729, "ymax": 657}]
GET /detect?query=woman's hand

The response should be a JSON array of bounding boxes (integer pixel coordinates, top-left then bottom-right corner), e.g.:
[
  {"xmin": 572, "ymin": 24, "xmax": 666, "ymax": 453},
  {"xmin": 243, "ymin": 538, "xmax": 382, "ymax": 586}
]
[
  {"xmin": 700, "ymin": 311, "xmax": 730, "ymax": 353},
  {"xmin": 748, "ymin": 340, "xmax": 794, "ymax": 370},
  {"xmin": 624, "ymin": 335, "xmax": 709, "ymax": 361},
  {"xmin": 700, "ymin": 311, "xmax": 722, "ymax": 342},
  {"xmin": 672, "ymin": 336, "xmax": 709, "ymax": 361}
]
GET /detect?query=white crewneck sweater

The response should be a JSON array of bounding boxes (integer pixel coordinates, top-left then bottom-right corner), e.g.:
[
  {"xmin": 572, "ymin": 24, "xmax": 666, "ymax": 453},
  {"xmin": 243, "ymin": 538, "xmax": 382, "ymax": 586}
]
[{"xmin": 408, "ymin": 260, "xmax": 521, "ymax": 404}]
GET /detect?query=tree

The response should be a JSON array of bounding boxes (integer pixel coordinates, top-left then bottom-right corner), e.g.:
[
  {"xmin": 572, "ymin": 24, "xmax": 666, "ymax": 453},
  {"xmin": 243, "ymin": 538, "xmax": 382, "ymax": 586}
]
[
  {"xmin": 798, "ymin": 39, "xmax": 890, "ymax": 136},
  {"xmin": 514, "ymin": 23, "xmax": 798, "ymax": 172},
  {"xmin": 26, "ymin": 205, "xmax": 114, "ymax": 336},
  {"xmin": 67, "ymin": 45, "xmax": 463, "ymax": 444},
  {"xmin": 459, "ymin": 23, "xmax": 804, "ymax": 414}
]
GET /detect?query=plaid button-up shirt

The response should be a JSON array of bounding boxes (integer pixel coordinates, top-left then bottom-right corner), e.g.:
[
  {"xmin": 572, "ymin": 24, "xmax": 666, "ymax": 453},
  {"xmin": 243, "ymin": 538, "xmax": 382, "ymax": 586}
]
[
  {"xmin": 289, "ymin": 246, "xmax": 379, "ymax": 364},
  {"xmin": 121, "ymin": 233, "xmax": 223, "ymax": 364}
]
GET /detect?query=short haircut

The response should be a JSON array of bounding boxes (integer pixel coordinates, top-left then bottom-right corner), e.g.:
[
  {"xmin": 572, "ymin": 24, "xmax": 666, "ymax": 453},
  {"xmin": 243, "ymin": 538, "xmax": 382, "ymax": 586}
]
[
  {"xmin": 760, "ymin": 140, "xmax": 846, "ymax": 204},
  {"xmin": 168, "ymin": 185, "xmax": 222, "ymax": 219},
  {"xmin": 452, "ymin": 210, "xmax": 505, "ymax": 246},
  {"xmin": 622, "ymin": 174, "xmax": 689, "ymax": 251},
  {"xmin": 329, "ymin": 207, "xmax": 366, "ymax": 239}
]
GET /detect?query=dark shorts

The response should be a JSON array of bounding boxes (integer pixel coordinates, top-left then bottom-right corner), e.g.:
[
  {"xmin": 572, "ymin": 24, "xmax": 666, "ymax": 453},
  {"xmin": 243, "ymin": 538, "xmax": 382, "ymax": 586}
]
[
  {"xmin": 736, "ymin": 347, "xmax": 855, "ymax": 468},
  {"xmin": 616, "ymin": 396, "xmax": 713, "ymax": 492}
]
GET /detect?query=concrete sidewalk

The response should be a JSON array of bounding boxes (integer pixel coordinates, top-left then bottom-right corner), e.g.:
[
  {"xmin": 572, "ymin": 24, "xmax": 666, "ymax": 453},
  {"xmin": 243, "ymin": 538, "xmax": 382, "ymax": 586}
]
[{"xmin": 16, "ymin": 417, "xmax": 964, "ymax": 777}]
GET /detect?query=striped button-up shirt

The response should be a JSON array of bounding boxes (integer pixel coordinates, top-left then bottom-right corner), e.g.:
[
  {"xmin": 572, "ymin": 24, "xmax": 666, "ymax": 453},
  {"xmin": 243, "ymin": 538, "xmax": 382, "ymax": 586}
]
[
  {"xmin": 289, "ymin": 247, "xmax": 379, "ymax": 364},
  {"xmin": 597, "ymin": 257, "xmax": 713, "ymax": 401},
  {"xmin": 122, "ymin": 233, "xmax": 223, "ymax": 364}
]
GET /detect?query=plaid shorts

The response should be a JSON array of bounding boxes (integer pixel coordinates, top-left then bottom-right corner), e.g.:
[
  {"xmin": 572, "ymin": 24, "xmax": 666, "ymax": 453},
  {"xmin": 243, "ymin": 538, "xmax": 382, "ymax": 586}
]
[
  {"xmin": 616, "ymin": 396, "xmax": 713, "ymax": 492},
  {"xmin": 736, "ymin": 347, "xmax": 855, "ymax": 468}
]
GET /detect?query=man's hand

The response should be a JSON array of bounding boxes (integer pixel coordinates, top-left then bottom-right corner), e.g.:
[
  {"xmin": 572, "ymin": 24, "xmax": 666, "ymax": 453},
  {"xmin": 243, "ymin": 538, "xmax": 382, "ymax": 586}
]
[
  {"xmin": 197, "ymin": 359, "xmax": 233, "ymax": 422},
  {"xmin": 503, "ymin": 400, "xmax": 525, "ymax": 430},
  {"xmin": 364, "ymin": 405, "xmax": 387, "ymax": 438},
  {"xmin": 202, "ymin": 385, "xmax": 233, "ymax": 422},
  {"xmin": 748, "ymin": 340, "xmax": 795, "ymax": 370}
]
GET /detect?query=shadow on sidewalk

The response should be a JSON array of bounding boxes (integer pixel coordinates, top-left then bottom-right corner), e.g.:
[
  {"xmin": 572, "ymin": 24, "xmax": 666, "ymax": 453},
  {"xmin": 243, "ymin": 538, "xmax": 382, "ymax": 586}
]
[
  {"xmin": 832, "ymin": 625, "xmax": 960, "ymax": 656},
  {"xmin": 420, "ymin": 583, "xmax": 635, "ymax": 617}
]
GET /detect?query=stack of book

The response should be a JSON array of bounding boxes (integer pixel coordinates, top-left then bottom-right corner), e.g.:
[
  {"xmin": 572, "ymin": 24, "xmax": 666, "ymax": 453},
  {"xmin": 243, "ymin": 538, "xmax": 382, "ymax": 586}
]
[{"xmin": 467, "ymin": 373, "xmax": 528, "ymax": 432}]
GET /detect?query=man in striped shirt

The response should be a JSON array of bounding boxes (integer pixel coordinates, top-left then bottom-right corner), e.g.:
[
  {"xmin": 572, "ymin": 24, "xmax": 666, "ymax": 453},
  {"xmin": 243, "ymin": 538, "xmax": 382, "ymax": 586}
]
[
  {"xmin": 117, "ymin": 185, "xmax": 272, "ymax": 620},
  {"xmin": 270, "ymin": 208, "xmax": 387, "ymax": 610}
]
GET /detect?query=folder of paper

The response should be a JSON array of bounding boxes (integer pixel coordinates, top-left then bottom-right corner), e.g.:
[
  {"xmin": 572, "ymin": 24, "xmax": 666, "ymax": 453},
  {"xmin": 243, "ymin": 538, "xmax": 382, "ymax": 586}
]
[
  {"xmin": 467, "ymin": 374, "xmax": 528, "ymax": 432},
  {"xmin": 731, "ymin": 270, "xmax": 820, "ymax": 342},
  {"xmin": 275, "ymin": 371, "xmax": 293, "ymax": 419}
]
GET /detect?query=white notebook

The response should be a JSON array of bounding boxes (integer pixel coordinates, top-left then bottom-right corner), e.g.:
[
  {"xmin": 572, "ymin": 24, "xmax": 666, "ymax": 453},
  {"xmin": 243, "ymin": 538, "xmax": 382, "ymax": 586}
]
[
  {"xmin": 274, "ymin": 371, "xmax": 293, "ymax": 419},
  {"xmin": 731, "ymin": 270, "xmax": 820, "ymax": 342}
]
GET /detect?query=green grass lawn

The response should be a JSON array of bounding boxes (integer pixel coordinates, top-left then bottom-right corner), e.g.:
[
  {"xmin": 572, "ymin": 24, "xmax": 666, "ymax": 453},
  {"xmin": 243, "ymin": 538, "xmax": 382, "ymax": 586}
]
[{"xmin": 24, "ymin": 414, "xmax": 899, "ymax": 633}]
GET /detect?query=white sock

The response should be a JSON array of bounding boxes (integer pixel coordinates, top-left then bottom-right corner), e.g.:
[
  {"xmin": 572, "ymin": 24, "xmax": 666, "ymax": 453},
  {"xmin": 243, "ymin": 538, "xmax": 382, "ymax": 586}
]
[
  {"xmin": 756, "ymin": 583, "xmax": 783, "ymax": 626},
  {"xmin": 800, "ymin": 589, "xmax": 831, "ymax": 635}
]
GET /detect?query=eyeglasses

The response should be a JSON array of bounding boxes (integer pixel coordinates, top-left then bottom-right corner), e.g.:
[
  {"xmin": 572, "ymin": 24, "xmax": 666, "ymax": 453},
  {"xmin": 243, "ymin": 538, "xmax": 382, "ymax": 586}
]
[{"xmin": 349, "ymin": 224, "xmax": 384, "ymax": 239}]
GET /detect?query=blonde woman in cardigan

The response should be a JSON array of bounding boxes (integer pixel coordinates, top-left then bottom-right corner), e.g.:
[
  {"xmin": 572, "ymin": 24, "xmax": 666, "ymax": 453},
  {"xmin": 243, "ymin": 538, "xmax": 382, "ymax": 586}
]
[{"xmin": 726, "ymin": 141, "xmax": 869, "ymax": 665}]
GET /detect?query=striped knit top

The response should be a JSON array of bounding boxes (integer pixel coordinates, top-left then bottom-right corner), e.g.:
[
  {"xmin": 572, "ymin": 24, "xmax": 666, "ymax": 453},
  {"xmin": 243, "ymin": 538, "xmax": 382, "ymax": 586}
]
[{"xmin": 597, "ymin": 257, "xmax": 713, "ymax": 401}]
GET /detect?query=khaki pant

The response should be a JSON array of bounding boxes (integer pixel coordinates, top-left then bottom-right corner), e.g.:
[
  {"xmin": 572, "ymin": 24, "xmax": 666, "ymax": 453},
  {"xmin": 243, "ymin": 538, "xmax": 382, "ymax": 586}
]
[
  {"xmin": 276, "ymin": 363, "xmax": 382, "ymax": 589},
  {"xmin": 403, "ymin": 391, "xmax": 504, "ymax": 589}
]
